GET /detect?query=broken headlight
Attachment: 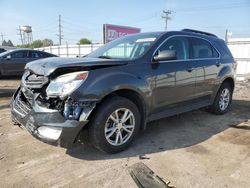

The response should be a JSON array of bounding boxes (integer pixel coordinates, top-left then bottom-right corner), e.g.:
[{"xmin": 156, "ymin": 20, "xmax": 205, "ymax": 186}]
[{"xmin": 46, "ymin": 71, "xmax": 88, "ymax": 98}]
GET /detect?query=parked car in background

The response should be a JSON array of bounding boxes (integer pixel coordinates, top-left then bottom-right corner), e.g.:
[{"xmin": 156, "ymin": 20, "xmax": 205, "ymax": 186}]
[
  {"xmin": 0, "ymin": 49, "xmax": 57, "ymax": 76},
  {"xmin": 0, "ymin": 46, "xmax": 16, "ymax": 54},
  {"xmin": 0, "ymin": 48, "xmax": 7, "ymax": 54},
  {"xmin": 11, "ymin": 29, "xmax": 236, "ymax": 153}
]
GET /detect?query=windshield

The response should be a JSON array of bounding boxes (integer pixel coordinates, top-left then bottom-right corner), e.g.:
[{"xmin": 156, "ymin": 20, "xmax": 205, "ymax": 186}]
[{"xmin": 87, "ymin": 33, "xmax": 162, "ymax": 60}]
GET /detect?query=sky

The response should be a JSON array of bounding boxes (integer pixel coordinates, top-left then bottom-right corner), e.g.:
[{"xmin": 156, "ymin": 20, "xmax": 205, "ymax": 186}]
[{"xmin": 0, "ymin": 0, "xmax": 249, "ymax": 45}]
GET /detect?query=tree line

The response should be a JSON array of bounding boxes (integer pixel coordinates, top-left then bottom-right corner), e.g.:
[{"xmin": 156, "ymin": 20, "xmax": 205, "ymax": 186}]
[{"xmin": 1, "ymin": 38, "xmax": 92, "ymax": 48}]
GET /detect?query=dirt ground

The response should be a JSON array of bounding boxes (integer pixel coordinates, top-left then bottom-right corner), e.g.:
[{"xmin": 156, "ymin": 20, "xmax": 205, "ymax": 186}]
[{"xmin": 0, "ymin": 78, "xmax": 250, "ymax": 188}]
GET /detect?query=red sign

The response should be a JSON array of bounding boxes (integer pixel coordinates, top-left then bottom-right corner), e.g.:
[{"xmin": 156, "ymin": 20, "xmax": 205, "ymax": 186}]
[{"xmin": 103, "ymin": 24, "xmax": 141, "ymax": 43}]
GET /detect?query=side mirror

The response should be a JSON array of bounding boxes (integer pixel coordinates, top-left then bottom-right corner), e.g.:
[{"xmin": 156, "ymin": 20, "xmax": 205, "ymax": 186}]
[
  {"xmin": 153, "ymin": 50, "xmax": 176, "ymax": 62},
  {"xmin": 5, "ymin": 55, "xmax": 11, "ymax": 60}
]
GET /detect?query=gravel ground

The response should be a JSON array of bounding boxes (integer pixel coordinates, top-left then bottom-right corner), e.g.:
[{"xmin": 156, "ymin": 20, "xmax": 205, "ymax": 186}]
[{"xmin": 0, "ymin": 79, "xmax": 249, "ymax": 188}]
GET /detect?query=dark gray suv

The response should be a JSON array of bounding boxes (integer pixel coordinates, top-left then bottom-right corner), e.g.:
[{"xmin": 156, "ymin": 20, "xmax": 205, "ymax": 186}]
[{"xmin": 11, "ymin": 29, "xmax": 236, "ymax": 153}]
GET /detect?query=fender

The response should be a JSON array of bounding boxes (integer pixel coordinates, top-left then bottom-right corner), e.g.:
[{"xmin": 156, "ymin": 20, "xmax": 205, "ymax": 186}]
[
  {"xmin": 70, "ymin": 68, "xmax": 152, "ymax": 113},
  {"xmin": 210, "ymin": 65, "xmax": 235, "ymax": 103},
  {"xmin": 217, "ymin": 65, "xmax": 234, "ymax": 81}
]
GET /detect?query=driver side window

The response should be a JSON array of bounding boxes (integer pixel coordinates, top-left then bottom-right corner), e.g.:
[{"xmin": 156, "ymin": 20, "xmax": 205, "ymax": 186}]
[
  {"xmin": 11, "ymin": 51, "xmax": 28, "ymax": 58},
  {"xmin": 157, "ymin": 36, "xmax": 190, "ymax": 60}
]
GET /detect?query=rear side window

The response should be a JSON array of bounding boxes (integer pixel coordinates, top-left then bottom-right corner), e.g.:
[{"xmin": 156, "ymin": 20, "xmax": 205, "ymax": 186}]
[
  {"xmin": 30, "ymin": 51, "xmax": 52, "ymax": 58},
  {"xmin": 30, "ymin": 51, "xmax": 40, "ymax": 58},
  {"xmin": 39, "ymin": 52, "xmax": 49, "ymax": 58},
  {"xmin": 190, "ymin": 38, "xmax": 219, "ymax": 59},
  {"xmin": 157, "ymin": 36, "xmax": 190, "ymax": 60}
]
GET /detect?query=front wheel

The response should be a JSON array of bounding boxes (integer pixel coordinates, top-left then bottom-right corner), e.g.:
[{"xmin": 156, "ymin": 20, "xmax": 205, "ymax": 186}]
[
  {"xmin": 208, "ymin": 82, "xmax": 233, "ymax": 114},
  {"xmin": 88, "ymin": 96, "xmax": 141, "ymax": 153}
]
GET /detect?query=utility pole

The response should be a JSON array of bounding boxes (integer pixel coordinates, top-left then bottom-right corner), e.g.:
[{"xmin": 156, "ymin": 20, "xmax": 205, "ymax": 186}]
[
  {"xmin": 57, "ymin": 14, "xmax": 63, "ymax": 46},
  {"xmin": 0, "ymin": 33, "xmax": 4, "ymax": 44},
  {"xmin": 162, "ymin": 10, "xmax": 172, "ymax": 31}
]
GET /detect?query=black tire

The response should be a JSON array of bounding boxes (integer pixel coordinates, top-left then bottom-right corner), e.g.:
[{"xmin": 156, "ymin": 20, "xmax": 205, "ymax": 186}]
[
  {"xmin": 88, "ymin": 96, "xmax": 141, "ymax": 153},
  {"xmin": 208, "ymin": 82, "xmax": 233, "ymax": 115}
]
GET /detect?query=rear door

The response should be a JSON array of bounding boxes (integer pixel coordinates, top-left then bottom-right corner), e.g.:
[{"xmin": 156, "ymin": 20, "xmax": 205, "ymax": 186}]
[
  {"xmin": 189, "ymin": 37, "xmax": 220, "ymax": 101},
  {"xmin": 151, "ymin": 36, "xmax": 196, "ymax": 114}
]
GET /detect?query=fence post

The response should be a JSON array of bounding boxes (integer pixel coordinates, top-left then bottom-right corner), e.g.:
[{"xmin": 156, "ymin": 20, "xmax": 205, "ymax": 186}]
[
  {"xmin": 91, "ymin": 43, "xmax": 93, "ymax": 52},
  {"xmin": 66, "ymin": 42, "xmax": 69, "ymax": 57},
  {"xmin": 58, "ymin": 45, "xmax": 60, "ymax": 57},
  {"xmin": 78, "ymin": 44, "xmax": 81, "ymax": 57}
]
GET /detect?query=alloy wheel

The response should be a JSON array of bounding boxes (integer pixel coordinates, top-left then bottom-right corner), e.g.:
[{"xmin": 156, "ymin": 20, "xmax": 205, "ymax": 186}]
[
  {"xmin": 104, "ymin": 108, "xmax": 135, "ymax": 146},
  {"xmin": 219, "ymin": 88, "xmax": 230, "ymax": 111}
]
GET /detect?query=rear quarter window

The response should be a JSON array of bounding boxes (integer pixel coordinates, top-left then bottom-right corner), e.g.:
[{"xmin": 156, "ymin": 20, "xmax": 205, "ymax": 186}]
[
  {"xmin": 214, "ymin": 40, "xmax": 233, "ymax": 59},
  {"xmin": 41, "ymin": 52, "xmax": 55, "ymax": 57}
]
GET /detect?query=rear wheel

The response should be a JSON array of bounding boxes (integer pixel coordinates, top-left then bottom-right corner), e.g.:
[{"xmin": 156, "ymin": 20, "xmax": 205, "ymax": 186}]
[
  {"xmin": 88, "ymin": 96, "xmax": 141, "ymax": 153},
  {"xmin": 208, "ymin": 82, "xmax": 233, "ymax": 114}
]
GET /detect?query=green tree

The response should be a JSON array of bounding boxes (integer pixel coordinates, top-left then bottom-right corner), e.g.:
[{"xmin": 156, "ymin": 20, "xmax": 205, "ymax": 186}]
[
  {"xmin": 78, "ymin": 38, "xmax": 91, "ymax": 45},
  {"xmin": 16, "ymin": 44, "xmax": 31, "ymax": 48},
  {"xmin": 31, "ymin": 40, "xmax": 43, "ymax": 48},
  {"xmin": 42, "ymin": 38, "xmax": 53, "ymax": 47},
  {"xmin": 2, "ymin": 40, "xmax": 8, "ymax": 46},
  {"xmin": 6, "ymin": 40, "xmax": 14, "ymax": 47}
]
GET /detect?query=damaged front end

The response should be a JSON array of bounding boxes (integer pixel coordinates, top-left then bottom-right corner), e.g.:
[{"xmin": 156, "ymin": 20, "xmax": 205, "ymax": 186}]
[{"xmin": 11, "ymin": 70, "xmax": 96, "ymax": 148}]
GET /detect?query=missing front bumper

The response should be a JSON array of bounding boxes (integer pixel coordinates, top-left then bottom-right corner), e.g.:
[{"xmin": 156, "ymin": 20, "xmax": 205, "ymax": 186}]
[{"xmin": 10, "ymin": 89, "xmax": 92, "ymax": 148}]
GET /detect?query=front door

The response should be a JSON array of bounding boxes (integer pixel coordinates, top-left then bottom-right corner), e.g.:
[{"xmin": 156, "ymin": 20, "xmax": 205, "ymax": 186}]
[
  {"xmin": 10, "ymin": 50, "xmax": 29, "ymax": 75},
  {"xmin": 151, "ymin": 36, "xmax": 196, "ymax": 114}
]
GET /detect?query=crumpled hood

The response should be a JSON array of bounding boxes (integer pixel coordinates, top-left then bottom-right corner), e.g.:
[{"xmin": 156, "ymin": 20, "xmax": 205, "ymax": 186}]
[{"xmin": 25, "ymin": 57, "xmax": 128, "ymax": 76}]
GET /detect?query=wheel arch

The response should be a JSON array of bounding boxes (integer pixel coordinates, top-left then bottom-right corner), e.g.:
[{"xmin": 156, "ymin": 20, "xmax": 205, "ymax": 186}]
[
  {"xmin": 210, "ymin": 75, "xmax": 235, "ymax": 105},
  {"xmin": 85, "ymin": 88, "xmax": 148, "ymax": 131},
  {"xmin": 76, "ymin": 88, "xmax": 148, "ymax": 144},
  {"xmin": 222, "ymin": 77, "xmax": 235, "ymax": 91},
  {"xmin": 101, "ymin": 89, "xmax": 147, "ymax": 130}
]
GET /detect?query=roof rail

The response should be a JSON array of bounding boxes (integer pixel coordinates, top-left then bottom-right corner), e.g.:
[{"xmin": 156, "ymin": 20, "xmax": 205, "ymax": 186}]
[{"xmin": 182, "ymin": 29, "xmax": 217, "ymax": 38}]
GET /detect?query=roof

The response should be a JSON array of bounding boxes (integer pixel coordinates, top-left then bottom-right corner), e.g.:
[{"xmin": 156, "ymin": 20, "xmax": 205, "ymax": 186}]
[{"xmin": 136, "ymin": 29, "xmax": 220, "ymax": 41}]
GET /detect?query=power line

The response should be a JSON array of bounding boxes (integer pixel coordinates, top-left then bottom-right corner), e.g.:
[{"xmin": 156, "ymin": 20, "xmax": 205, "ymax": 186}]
[{"xmin": 162, "ymin": 10, "xmax": 172, "ymax": 31}]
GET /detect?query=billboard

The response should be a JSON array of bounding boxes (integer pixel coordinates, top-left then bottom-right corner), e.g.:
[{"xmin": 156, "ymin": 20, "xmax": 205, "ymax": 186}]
[{"xmin": 103, "ymin": 24, "xmax": 141, "ymax": 43}]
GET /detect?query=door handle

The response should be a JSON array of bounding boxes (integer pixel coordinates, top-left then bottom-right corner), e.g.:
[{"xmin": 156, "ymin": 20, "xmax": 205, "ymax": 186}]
[
  {"xmin": 216, "ymin": 62, "xmax": 221, "ymax": 67},
  {"xmin": 186, "ymin": 67, "xmax": 194, "ymax": 72}
]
